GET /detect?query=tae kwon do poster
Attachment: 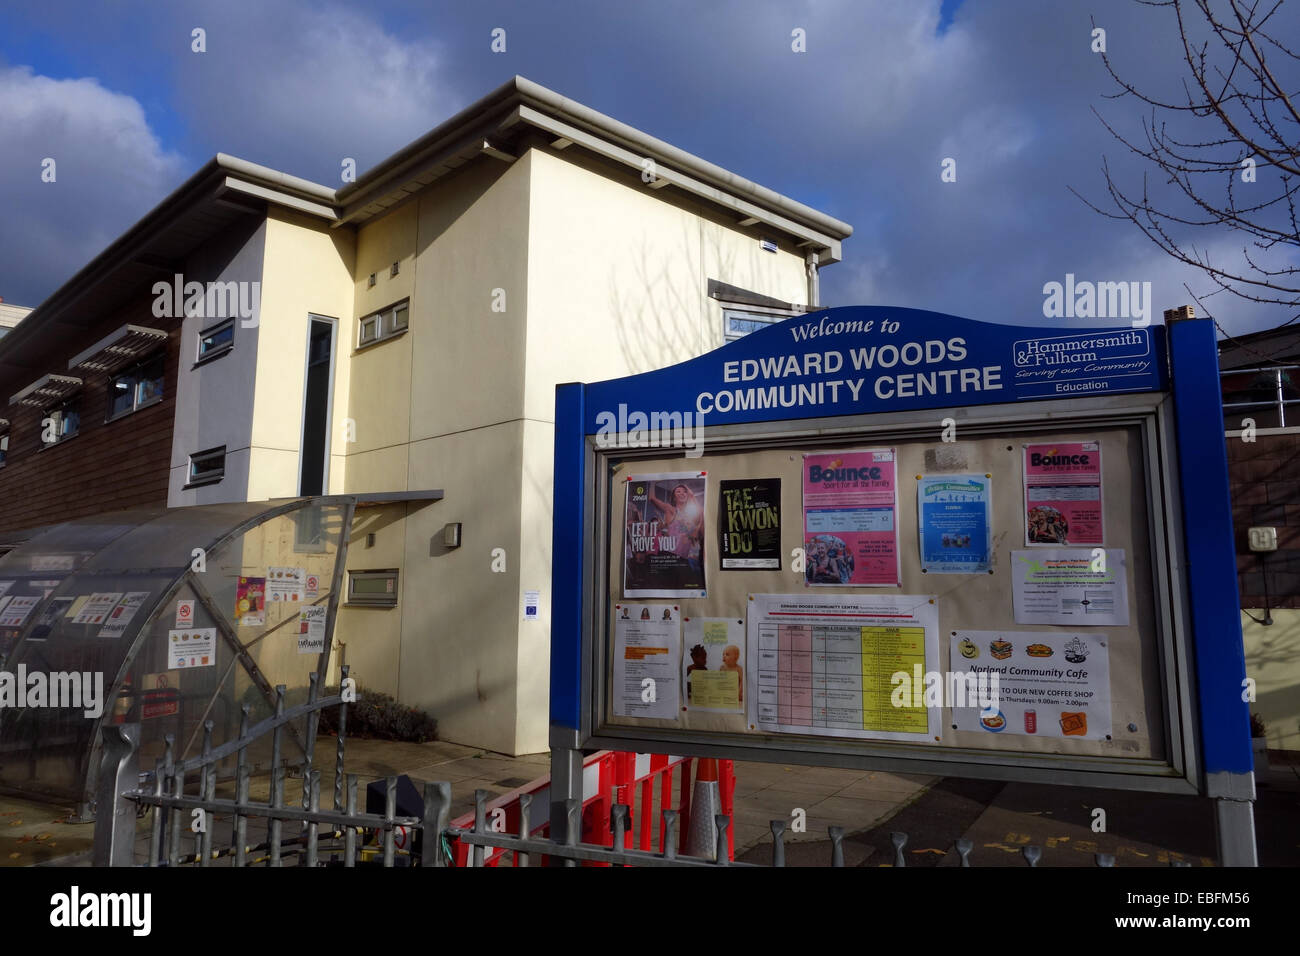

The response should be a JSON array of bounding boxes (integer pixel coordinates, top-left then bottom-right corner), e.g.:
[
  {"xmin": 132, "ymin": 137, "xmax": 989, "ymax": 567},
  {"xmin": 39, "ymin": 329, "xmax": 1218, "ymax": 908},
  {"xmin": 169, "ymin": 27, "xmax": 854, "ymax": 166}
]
[
  {"xmin": 623, "ymin": 472, "xmax": 708, "ymax": 598},
  {"xmin": 718, "ymin": 478, "xmax": 781, "ymax": 570}
]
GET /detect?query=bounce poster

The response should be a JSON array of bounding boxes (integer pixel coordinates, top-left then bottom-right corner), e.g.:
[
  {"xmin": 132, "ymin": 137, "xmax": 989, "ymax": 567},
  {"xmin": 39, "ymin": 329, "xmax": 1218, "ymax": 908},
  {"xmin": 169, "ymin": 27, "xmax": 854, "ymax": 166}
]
[
  {"xmin": 1023, "ymin": 442, "xmax": 1103, "ymax": 545},
  {"xmin": 802, "ymin": 449, "xmax": 899, "ymax": 586},
  {"xmin": 623, "ymin": 473, "xmax": 708, "ymax": 598}
]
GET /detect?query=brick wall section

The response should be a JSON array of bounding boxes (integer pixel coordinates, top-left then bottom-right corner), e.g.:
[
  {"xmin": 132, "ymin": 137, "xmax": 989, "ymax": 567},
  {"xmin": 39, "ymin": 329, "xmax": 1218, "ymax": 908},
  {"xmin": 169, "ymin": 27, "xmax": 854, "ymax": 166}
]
[
  {"xmin": 0, "ymin": 300, "xmax": 179, "ymax": 534},
  {"xmin": 1226, "ymin": 431, "xmax": 1300, "ymax": 608}
]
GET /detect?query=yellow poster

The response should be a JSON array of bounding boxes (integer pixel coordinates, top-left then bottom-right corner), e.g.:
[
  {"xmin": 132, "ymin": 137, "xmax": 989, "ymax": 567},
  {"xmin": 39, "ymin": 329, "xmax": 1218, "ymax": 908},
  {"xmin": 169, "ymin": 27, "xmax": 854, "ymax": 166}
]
[
  {"xmin": 683, "ymin": 617, "xmax": 745, "ymax": 713},
  {"xmin": 860, "ymin": 625, "xmax": 928, "ymax": 733}
]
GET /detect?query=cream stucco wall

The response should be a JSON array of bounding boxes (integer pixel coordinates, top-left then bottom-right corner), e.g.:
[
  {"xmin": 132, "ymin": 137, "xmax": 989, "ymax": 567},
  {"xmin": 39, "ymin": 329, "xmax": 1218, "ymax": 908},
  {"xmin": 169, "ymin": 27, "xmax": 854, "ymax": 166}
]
[
  {"xmin": 506, "ymin": 145, "xmax": 812, "ymax": 754},
  {"xmin": 522, "ymin": 145, "xmax": 810, "ymax": 421},
  {"xmin": 250, "ymin": 209, "xmax": 356, "ymax": 500},
  {"xmin": 329, "ymin": 144, "xmax": 829, "ymax": 755},
  {"xmin": 1242, "ymin": 609, "xmax": 1300, "ymax": 752},
  {"xmin": 334, "ymin": 156, "xmax": 532, "ymax": 752},
  {"xmin": 333, "ymin": 503, "xmax": 408, "ymax": 695}
]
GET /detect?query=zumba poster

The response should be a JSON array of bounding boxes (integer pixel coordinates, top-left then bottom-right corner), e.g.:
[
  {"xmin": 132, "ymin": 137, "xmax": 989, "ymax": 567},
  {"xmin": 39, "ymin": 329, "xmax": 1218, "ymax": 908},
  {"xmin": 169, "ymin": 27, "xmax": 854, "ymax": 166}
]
[
  {"xmin": 623, "ymin": 473, "xmax": 708, "ymax": 598},
  {"xmin": 802, "ymin": 449, "xmax": 900, "ymax": 586}
]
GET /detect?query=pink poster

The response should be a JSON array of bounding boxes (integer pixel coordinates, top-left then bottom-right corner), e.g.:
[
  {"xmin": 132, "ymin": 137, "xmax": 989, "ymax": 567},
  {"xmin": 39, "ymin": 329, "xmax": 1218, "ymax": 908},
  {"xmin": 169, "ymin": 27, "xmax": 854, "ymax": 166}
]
[
  {"xmin": 1023, "ymin": 441, "xmax": 1103, "ymax": 545},
  {"xmin": 802, "ymin": 449, "xmax": 899, "ymax": 586}
]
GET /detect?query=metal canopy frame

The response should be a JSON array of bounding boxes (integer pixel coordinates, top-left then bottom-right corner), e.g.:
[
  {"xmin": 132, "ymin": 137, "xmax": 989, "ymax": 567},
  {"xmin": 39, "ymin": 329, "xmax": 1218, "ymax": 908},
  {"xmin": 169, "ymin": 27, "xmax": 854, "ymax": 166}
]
[{"xmin": 0, "ymin": 492, "xmax": 438, "ymax": 816}]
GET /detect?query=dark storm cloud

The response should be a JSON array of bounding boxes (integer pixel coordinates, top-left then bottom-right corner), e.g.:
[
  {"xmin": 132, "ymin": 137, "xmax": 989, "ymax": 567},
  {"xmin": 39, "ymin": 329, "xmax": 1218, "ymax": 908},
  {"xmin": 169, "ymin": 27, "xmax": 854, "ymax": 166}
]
[{"xmin": 0, "ymin": 0, "xmax": 1293, "ymax": 335}]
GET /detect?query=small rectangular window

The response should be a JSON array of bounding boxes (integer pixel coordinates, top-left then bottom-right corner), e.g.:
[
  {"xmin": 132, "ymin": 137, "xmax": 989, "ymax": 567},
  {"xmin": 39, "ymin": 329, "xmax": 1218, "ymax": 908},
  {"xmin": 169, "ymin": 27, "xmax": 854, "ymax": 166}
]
[
  {"xmin": 186, "ymin": 445, "xmax": 226, "ymax": 487},
  {"xmin": 347, "ymin": 569, "xmax": 398, "ymax": 607},
  {"xmin": 42, "ymin": 403, "xmax": 80, "ymax": 446},
  {"xmin": 294, "ymin": 507, "xmax": 328, "ymax": 553},
  {"xmin": 357, "ymin": 300, "xmax": 409, "ymax": 350},
  {"xmin": 197, "ymin": 319, "xmax": 235, "ymax": 363},
  {"xmin": 390, "ymin": 261, "xmax": 400, "ymax": 277},
  {"xmin": 721, "ymin": 307, "xmax": 797, "ymax": 342},
  {"xmin": 108, "ymin": 352, "xmax": 165, "ymax": 421},
  {"xmin": 0, "ymin": 433, "xmax": 8, "ymax": 468}
]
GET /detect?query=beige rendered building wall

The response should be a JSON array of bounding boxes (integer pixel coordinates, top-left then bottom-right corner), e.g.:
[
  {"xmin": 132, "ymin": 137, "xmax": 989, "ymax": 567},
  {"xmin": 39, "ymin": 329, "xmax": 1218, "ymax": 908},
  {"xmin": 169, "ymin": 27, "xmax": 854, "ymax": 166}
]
[
  {"xmin": 510, "ymin": 146, "xmax": 812, "ymax": 753},
  {"xmin": 249, "ymin": 209, "xmax": 356, "ymax": 501},
  {"xmin": 1241, "ymin": 609, "xmax": 1300, "ymax": 752},
  {"xmin": 337, "ymin": 156, "xmax": 533, "ymax": 753},
  {"xmin": 333, "ymin": 144, "xmax": 818, "ymax": 755}
]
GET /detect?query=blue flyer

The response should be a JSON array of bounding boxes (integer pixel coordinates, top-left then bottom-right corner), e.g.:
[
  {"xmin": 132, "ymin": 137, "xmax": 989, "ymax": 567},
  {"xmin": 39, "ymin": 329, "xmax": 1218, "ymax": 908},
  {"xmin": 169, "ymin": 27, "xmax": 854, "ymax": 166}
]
[{"xmin": 917, "ymin": 474, "xmax": 992, "ymax": 573}]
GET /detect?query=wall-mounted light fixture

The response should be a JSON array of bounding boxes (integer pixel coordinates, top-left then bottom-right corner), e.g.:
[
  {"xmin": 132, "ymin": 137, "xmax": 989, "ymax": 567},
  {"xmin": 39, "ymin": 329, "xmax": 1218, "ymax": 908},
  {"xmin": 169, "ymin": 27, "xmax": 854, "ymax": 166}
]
[{"xmin": 443, "ymin": 522, "xmax": 462, "ymax": 549}]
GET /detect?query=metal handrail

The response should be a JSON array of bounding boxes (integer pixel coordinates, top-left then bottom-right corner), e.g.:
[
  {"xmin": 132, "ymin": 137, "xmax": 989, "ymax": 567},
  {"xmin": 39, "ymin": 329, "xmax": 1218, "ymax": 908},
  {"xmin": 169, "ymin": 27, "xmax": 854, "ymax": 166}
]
[{"xmin": 1220, "ymin": 366, "xmax": 1297, "ymax": 427}]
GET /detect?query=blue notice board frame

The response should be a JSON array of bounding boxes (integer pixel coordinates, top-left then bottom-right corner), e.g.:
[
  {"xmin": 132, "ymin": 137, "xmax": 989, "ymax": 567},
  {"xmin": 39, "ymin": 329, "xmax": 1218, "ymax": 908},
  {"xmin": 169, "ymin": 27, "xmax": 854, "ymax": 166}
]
[{"xmin": 551, "ymin": 307, "xmax": 1252, "ymax": 819}]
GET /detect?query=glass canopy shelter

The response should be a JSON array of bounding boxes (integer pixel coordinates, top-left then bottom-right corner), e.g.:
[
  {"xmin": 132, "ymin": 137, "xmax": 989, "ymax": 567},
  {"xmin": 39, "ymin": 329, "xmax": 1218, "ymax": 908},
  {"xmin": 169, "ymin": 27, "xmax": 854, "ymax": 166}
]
[{"xmin": 0, "ymin": 497, "xmax": 371, "ymax": 817}]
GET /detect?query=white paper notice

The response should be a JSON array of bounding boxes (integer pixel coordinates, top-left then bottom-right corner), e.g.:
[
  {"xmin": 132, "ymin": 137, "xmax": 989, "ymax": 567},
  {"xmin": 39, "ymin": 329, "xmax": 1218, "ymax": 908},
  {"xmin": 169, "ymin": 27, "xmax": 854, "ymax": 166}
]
[
  {"xmin": 268, "ymin": 567, "xmax": 306, "ymax": 603},
  {"xmin": 99, "ymin": 592, "xmax": 150, "ymax": 639},
  {"xmin": 73, "ymin": 592, "xmax": 124, "ymax": 625},
  {"xmin": 613, "ymin": 604, "xmax": 680, "ymax": 719},
  {"xmin": 1011, "ymin": 549, "xmax": 1129, "ymax": 626},
  {"xmin": 298, "ymin": 605, "xmax": 327, "ymax": 655},
  {"xmin": 175, "ymin": 599, "xmax": 195, "ymax": 628},
  {"xmin": 0, "ymin": 596, "xmax": 39, "ymax": 628},
  {"xmin": 951, "ymin": 630, "xmax": 1111, "ymax": 739},
  {"xmin": 522, "ymin": 589, "xmax": 540, "ymax": 622},
  {"xmin": 750, "ymin": 593, "xmax": 940, "ymax": 742},
  {"xmin": 0, "ymin": 581, "xmax": 12, "ymax": 599},
  {"xmin": 168, "ymin": 627, "xmax": 216, "ymax": 669}
]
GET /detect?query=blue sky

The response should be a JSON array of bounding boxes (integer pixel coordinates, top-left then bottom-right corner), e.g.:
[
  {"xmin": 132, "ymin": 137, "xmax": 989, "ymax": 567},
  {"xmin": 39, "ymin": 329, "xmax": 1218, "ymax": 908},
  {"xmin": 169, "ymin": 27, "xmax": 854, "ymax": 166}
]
[{"xmin": 1, "ymin": 0, "xmax": 1294, "ymax": 336}]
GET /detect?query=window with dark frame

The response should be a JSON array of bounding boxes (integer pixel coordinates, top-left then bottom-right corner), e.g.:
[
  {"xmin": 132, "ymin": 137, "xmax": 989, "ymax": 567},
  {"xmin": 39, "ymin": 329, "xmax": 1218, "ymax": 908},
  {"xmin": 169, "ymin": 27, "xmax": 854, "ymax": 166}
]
[
  {"xmin": 346, "ymin": 569, "xmax": 398, "ymax": 607},
  {"xmin": 197, "ymin": 319, "xmax": 235, "ymax": 363},
  {"xmin": 41, "ymin": 401, "xmax": 80, "ymax": 446},
  {"xmin": 108, "ymin": 352, "xmax": 165, "ymax": 420},
  {"xmin": 186, "ymin": 445, "xmax": 226, "ymax": 487},
  {"xmin": 0, "ymin": 431, "xmax": 8, "ymax": 468},
  {"xmin": 293, "ymin": 507, "xmax": 327, "ymax": 553},
  {"xmin": 356, "ymin": 300, "xmax": 409, "ymax": 349},
  {"xmin": 721, "ymin": 306, "xmax": 800, "ymax": 342}
]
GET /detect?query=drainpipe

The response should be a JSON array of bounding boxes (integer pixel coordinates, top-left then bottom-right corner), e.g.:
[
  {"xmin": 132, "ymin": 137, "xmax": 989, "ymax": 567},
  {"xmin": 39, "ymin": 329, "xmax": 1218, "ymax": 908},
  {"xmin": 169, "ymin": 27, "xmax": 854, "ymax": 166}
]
[{"xmin": 805, "ymin": 251, "xmax": 820, "ymax": 309}]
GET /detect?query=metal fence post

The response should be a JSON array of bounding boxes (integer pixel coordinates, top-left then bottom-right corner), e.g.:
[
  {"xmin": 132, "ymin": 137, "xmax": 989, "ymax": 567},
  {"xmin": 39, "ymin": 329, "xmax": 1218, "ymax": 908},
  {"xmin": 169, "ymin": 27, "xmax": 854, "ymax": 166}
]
[
  {"xmin": 91, "ymin": 723, "xmax": 141, "ymax": 867},
  {"xmin": 422, "ymin": 781, "xmax": 451, "ymax": 868}
]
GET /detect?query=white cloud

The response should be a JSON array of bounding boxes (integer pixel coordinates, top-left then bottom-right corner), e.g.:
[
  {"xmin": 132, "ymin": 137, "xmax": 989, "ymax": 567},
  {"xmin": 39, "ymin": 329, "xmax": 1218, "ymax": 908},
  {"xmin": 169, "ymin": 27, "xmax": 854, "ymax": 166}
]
[{"xmin": 0, "ymin": 65, "xmax": 187, "ymax": 306}]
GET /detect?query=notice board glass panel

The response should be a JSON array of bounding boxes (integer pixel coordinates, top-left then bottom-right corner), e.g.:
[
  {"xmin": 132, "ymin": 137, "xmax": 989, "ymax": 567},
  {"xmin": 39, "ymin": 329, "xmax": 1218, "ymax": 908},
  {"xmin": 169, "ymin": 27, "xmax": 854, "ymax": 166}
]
[{"xmin": 598, "ymin": 420, "xmax": 1169, "ymax": 765}]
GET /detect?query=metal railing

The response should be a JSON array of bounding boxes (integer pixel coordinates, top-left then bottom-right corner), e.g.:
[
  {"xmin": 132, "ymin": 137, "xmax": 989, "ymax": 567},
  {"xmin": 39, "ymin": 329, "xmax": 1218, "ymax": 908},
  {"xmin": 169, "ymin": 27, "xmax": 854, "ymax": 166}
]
[
  {"xmin": 94, "ymin": 666, "xmax": 453, "ymax": 867},
  {"xmin": 449, "ymin": 792, "xmax": 1194, "ymax": 867},
  {"xmin": 93, "ymin": 666, "xmax": 1195, "ymax": 868},
  {"xmin": 1221, "ymin": 364, "xmax": 1300, "ymax": 427}
]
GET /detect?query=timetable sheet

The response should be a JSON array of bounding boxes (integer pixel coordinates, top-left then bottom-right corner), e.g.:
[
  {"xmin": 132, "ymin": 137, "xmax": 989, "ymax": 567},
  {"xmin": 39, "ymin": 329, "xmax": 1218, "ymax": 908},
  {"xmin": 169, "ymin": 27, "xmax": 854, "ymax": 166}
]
[{"xmin": 748, "ymin": 593, "xmax": 939, "ymax": 742}]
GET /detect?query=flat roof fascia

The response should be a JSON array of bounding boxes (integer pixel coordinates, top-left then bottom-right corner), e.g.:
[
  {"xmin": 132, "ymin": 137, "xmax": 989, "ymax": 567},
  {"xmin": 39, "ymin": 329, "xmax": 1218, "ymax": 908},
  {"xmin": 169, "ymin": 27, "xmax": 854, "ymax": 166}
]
[
  {"xmin": 0, "ymin": 158, "xmax": 337, "ymax": 369},
  {"xmin": 336, "ymin": 76, "xmax": 852, "ymax": 253}
]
